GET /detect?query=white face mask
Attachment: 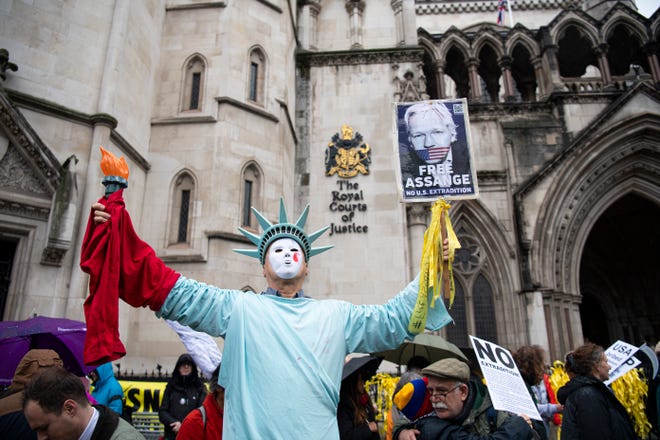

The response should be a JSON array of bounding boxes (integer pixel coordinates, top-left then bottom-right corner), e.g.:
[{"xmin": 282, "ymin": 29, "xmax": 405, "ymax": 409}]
[{"xmin": 267, "ymin": 238, "xmax": 304, "ymax": 279}]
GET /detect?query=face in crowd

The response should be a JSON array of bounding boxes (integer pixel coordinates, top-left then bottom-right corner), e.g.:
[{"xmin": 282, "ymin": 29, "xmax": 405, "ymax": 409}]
[
  {"xmin": 263, "ymin": 237, "xmax": 308, "ymax": 285},
  {"xmin": 426, "ymin": 376, "xmax": 469, "ymax": 420}
]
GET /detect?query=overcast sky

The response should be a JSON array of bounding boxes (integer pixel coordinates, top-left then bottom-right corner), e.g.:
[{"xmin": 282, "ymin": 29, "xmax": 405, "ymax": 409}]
[{"xmin": 635, "ymin": 0, "xmax": 658, "ymax": 17}]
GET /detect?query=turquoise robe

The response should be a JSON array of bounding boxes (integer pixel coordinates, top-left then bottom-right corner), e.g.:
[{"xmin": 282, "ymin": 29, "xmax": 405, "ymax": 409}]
[{"xmin": 158, "ymin": 275, "xmax": 452, "ymax": 439}]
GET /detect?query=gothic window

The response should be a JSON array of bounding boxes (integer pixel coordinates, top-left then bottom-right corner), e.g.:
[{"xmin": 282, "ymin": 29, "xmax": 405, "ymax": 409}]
[
  {"xmin": 606, "ymin": 24, "xmax": 649, "ymax": 77},
  {"xmin": 477, "ymin": 43, "xmax": 501, "ymax": 103},
  {"xmin": 247, "ymin": 47, "xmax": 266, "ymax": 105},
  {"xmin": 511, "ymin": 43, "xmax": 537, "ymax": 102},
  {"xmin": 446, "ymin": 280, "xmax": 469, "ymax": 347},
  {"xmin": 241, "ymin": 163, "xmax": 262, "ymax": 228},
  {"xmin": 557, "ymin": 25, "xmax": 597, "ymax": 78},
  {"xmin": 446, "ymin": 232, "xmax": 499, "ymax": 346},
  {"xmin": 473, "ymin": 274, "xmax": 497, "ymax": 343},
  {"xmin": 169, "ymin": 172, "xmax": 195, "ymax": 246},
  {"xmin": 181, "ymin": 55, "xmax": 206, "ymax": 112},
  {"xmin": 444, "ymin": 46, "xmax": 470, "ymax": 99}
]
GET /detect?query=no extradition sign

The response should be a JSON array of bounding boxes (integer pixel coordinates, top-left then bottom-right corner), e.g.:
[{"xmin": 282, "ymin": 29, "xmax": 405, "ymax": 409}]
[{"xmin": 469, "ymin": 335, "xmax": 542, "ymax": 421}]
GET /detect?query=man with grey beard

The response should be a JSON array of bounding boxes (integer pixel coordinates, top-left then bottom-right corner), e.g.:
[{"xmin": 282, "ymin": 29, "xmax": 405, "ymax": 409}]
[{"xmin": 394, "ymin": 358, "xmax": 539, "ymax": 440}]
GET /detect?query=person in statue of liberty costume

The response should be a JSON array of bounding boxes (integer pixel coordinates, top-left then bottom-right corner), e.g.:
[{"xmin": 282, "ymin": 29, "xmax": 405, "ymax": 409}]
[{"xmin": 88, "ymin": 197, "xmax": 453, "ymax": 440}]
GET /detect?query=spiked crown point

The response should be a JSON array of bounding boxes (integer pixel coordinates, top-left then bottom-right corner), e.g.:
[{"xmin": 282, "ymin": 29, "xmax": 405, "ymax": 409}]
[{"xmin": 233, "ymin": 198, "xmax": 333, "ymax": 264}]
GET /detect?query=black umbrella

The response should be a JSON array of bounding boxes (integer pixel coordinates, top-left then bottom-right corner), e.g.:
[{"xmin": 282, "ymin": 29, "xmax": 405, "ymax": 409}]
[{"xmin": 342, "ymin": 355, "xmax": 383, "ymax": 381}]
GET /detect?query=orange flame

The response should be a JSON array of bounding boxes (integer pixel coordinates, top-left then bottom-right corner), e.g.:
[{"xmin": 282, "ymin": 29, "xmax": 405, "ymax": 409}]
[{"xmin": 99, "ymin": 146, "xmax": 129, "ymax": 180}]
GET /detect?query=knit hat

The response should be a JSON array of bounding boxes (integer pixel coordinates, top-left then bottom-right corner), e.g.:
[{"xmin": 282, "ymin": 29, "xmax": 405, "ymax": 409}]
[
  {"xmin": 234, "ymin": 198, "xmax": 333, "ymax": 264},
  {"xmin": 393, "ymin": 377, "xmax": 432, "ymax": 420},
  {"xmin": 422, "ymin": 358, "xmax": 470, "ymax": 382}
]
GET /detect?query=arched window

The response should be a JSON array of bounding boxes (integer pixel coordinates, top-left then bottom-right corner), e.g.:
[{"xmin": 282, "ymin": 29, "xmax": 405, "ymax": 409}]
[
  {"xmin": 247, "ymin": 47, "xmax": 266, "ymax": 105},
  {"xmin": 557, "ymin": 25, "xmax": 597, "ymax": 77},
  {"xmin": 446, "ymin": 280, "xmax": 469, "ymax": 347},
  {"xmin": 445, "ymin": 231, "xmax": 499, "ymax": 346},
  {"xmin": 169, "ymin": 172, "xmax": 195, "ymax": 246},
  {"xmin": 511, "ymin": 43, "xmax": 537, "ymax": 102},
  {"xmin": 444, "ymin": 46, "xmax": 470, "ymax": 99},
  {"xmin": 181, "ymin": 55, "xmax": 206, "ymax": 112},
  {"xmin": 241, "ymin": 163, "xmax": 262, "ymax": 228}
]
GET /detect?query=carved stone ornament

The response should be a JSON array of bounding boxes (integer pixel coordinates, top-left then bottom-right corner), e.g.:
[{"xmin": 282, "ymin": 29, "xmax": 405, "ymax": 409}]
[{"xmin": 324, "ymin": 124, "xmax": 371, "ymax": 178}]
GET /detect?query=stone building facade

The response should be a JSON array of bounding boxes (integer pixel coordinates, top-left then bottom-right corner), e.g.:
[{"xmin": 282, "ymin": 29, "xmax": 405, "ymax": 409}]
[{"xmin": 0, "ymin": 0, "xmax": 658, "ymax": 370}]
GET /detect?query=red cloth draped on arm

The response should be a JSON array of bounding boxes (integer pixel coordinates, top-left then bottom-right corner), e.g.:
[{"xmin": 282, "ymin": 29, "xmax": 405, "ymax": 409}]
[{"xmin": 80, "ymin": 190, "xmax": 180, "ymax": 366}]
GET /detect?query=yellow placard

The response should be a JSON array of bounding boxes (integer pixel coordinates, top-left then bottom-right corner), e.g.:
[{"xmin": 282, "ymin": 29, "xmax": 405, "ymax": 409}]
[{"xmin": 118, "ymin": 380, "xmax": 168, "ymax": 412}]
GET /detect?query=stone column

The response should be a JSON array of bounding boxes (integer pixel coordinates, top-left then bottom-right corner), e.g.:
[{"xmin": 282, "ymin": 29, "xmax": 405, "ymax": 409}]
[
  {"xmin": 525, "ymin": 290, "xmax": 550, "ymax": 350},
  {"xmin": 299, "ymin": 1, "xmax": 322, "ymax": 51},
  {"xmin": 642, "ymin": 42, "xmax": 660, "ymax": 85},
  {"xmin": 467, "ymin": 58, "xmax": 481, "ymax": 101},
  {"xmin": 595, "ymin": 44, "xmax": 612, "ymax": 86},
  {"xmin": 345, "ymin": 1, "xmax": 365, "ymax": 50},
  {"xmin": 435, "ymin": 60, "xmax": 446, "ymax": 99},
  {"xmin": 65, "ymin": 0, "xmax": 129, "ymax": 316},
  {"xmin": 532, "ymin": 56, "xmax": 545, "ymax": 99},
  {"xmin": 538, "ymin": 27, "xmax": 563, "ymax": 93},
  {"xmin": 498, "ymin": 55, "xmax": 514, "ymax": 101}
]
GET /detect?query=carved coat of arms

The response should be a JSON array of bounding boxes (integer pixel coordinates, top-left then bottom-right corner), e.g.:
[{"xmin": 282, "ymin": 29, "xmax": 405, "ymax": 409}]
[{"xmin": 324, "ymin": 124, "xmax": 371, "ymax": 178}]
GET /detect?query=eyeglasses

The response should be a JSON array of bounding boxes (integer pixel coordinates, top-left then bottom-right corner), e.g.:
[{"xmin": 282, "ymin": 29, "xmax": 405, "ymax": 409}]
[{"xmin": 427, "ymin": 383, "xmax": 462, "ymax": 398}]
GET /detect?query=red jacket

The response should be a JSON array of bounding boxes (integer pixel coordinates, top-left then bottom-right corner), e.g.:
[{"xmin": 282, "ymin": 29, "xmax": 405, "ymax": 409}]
[
  {"xmin": 80, "ymin": 190, "xmax": 180, "ymax": 365},
  {"xmin": 177, "ymin": 392, "xmax": 224, "ymax": 439}
]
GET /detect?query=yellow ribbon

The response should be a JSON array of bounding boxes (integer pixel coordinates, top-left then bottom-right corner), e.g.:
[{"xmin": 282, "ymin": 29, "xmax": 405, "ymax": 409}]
[{"xmin": 408, "ymin": 199, "xmax": 460, "ymax": 334}]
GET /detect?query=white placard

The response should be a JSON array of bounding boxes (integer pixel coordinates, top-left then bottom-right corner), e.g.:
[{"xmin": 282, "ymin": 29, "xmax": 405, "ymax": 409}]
[
  {"xmin": 604, "ymin": 340, "xmax": 639, "ymax": 374},
  {"xmin": 469, "ymin": 335, "xmax": 542, "ymax": 421},
  {"xmin": 605, "ymin": 355, "xmax": 641, "ymax": 386}
]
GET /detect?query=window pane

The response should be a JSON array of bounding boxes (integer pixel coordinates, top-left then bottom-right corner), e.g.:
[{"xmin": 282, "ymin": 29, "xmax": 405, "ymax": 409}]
[
  {"xmin": 243, "ymin": 180, "xmax": 253, "ymax": 226},
  {"xmin": 178, "ymin": 190, "xmax": 190, "ymax": 243},
  {"xmin": 473, "ymin": 274, "xmax": 497, "ymax": 343},
  {"xmin": 249, "ymin": 62, "xmax": 258, "ymax": 101},
  {"xmin": 190, "ymin": 72, "xmax": 201, "ymax": 110},
  {"xmin": 446, "ymin": 279, "xmax": 468, "ymax": 347}
]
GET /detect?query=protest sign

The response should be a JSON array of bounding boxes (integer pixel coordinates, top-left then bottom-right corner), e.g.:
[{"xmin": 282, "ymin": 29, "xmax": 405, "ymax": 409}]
[
  {"xmin": 604, "ymin": 340, "xmax": 639, "ymax": 374},
  {"xmin": 469, "ymin": 335, "xmax": 542, "ymax": 420},
  {"xmin": 605, "ymin": 355, "xmax": 641, "ymax": 385},
  {"xmin": 119, "ymin": 379, "xmax": 167, "ymax": 412},
  {"xmin": 394, "ymin": 99, "xmax": 478, "ymax": 202}
]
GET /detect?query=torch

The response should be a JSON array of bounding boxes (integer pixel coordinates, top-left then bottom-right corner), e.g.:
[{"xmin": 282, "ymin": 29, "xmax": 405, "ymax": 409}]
[{"xmin": 99, "ymin": 146, "xmax": 129, "ymax": 197}]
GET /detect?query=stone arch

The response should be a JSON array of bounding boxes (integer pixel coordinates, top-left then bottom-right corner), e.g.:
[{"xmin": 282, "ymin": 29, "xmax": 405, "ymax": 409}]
[
  {"xmin": 472, "ymin": 33, "xmax": 505, "ymax": 59},
  {"xmin": 505, "ymin": 32, "xmax": 540, "ymax": 59},
  {"xmin": 437, "ymin": 32, "xmax": 471, "ymax": 60},
  {"xmin": 602, "ymin": 19, "xmax": 650, "ymax": 76},
  {"xmin": 450, "ymin": 200, "xmax": 526, "ymax": 347},
  {"xmin": 601, "ymin": 13, "xmax": 647, "ymax": 45},
  {"xmin": 531, "ymin": 114, "xmax": 660, "ymax": 295},
  {"xmin": 549, "ymin": 16, "xmax": 599, "ymax": 48},
  {"xmin": 553, "ymin": 21, "xmax": 600, "ymax": 78},
  {"xmin": 439, "ymin": 39, "xmax": 471, "ymax": 99}
]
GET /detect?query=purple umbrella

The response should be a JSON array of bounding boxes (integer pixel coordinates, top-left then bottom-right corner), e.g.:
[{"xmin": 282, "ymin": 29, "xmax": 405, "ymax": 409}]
[{"xmin": 0, "ymin": 315, "xmax": 94, "ymax": 387}]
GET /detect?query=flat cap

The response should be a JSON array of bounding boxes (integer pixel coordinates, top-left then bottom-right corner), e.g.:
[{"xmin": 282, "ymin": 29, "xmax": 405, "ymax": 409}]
[{"xmin": 422, "ymin": 358, "xmax": 470, "ymax": 382}]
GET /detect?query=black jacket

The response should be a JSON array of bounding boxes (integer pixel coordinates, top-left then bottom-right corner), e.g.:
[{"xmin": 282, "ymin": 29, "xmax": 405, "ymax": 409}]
[
  {"xmin": 394, "ymin": 413, "xmax": 535, "ymax": 440},
  {"xmin": 159, "ymin": 354, "xmax": 207, "ymax": 440},
  {"xmin": 556, "ymin": 375, "xmax": 639, "ymax": 440},
  {"xmin": 337, "ymin": 397, "xmax": 380, "ymax": 440}
]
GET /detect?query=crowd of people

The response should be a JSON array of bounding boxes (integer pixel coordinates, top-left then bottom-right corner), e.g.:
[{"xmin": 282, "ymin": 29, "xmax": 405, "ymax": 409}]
[
  {"xmin": 0, "ymin": 192, "xmax": 658, "ymax": 439},
  {"xmin": 0, "ymin": 339, "xmax": 659, "ymax": 439}
]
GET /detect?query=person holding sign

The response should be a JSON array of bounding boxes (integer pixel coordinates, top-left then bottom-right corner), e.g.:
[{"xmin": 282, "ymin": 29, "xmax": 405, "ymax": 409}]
[
  {"xmin": 84, "ymin": 149, "xmax": 453, "ymax": 440},
  {"xmin": 393, "ymin": 358, "xmax": 539, "ymax": 440},
  {"xmin": 556, "ymin": 343, "xmax": 638, "ymax": 440}
]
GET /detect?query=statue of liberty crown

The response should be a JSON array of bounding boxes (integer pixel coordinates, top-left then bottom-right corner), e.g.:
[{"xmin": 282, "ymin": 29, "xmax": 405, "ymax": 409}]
[{"xmin": 234, "ymin": 198, "xmax": 333, "ymax": 265}]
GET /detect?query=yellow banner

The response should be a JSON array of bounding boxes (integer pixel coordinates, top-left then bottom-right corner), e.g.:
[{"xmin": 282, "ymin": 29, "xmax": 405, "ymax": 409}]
[{"xmin": 118, "ymin": 380, "xmax": 168, "ymax": 412}]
